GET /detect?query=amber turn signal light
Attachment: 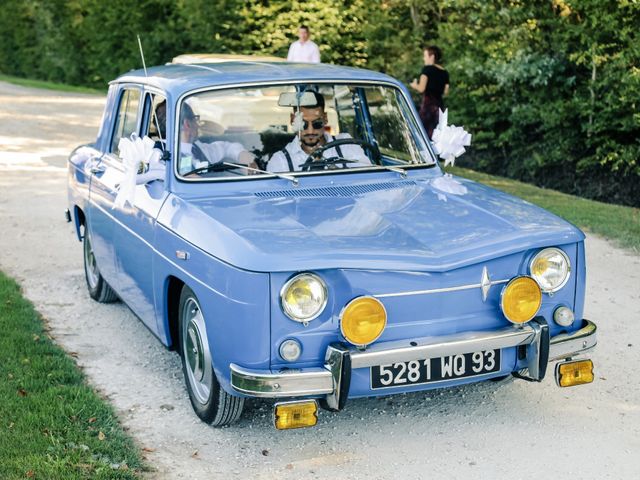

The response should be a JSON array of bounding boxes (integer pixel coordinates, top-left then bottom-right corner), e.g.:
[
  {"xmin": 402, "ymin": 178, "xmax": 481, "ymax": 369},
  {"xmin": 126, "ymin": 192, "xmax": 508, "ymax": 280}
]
[
  {"xmin": 274, "ymin": 400, "xmax": 318, "ymax": 430},
  {"xmin": 555, "ymin": 359, "xmax": 594, "ymax": 387}
]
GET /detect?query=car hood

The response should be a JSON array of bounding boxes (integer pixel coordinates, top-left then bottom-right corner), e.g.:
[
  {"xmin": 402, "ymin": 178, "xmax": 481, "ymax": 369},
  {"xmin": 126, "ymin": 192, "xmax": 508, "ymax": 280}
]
[{"xmin": 158, "ymin": 175, "xmax": 584, "ymax": 272}]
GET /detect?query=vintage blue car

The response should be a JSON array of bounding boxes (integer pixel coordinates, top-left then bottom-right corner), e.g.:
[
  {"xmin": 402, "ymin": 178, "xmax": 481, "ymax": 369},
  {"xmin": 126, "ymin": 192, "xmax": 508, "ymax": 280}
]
[{"xmin": 66, "ymin": 61, "xmax": 596, "ymax": 429}]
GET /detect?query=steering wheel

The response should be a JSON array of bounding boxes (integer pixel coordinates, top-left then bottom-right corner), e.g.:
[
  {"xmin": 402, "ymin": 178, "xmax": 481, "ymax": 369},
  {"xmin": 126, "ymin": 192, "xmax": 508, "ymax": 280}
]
[{"xmin": 299, "ymin": 138, "xmax": 380, "ymax": 171}]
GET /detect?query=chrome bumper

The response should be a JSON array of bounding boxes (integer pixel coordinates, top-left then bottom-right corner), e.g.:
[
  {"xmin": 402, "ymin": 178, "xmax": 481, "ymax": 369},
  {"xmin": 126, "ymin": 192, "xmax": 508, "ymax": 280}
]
[{"xmin": 230, "ymin": 318, "xmax": 597, "ymax": 409}]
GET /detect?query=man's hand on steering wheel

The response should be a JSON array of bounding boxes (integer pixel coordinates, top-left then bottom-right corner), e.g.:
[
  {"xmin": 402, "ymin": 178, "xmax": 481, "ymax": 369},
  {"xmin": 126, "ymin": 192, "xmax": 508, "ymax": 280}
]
[{"xmin": 298, "ymin": 138, "xmax": 380, "ymax": 171}]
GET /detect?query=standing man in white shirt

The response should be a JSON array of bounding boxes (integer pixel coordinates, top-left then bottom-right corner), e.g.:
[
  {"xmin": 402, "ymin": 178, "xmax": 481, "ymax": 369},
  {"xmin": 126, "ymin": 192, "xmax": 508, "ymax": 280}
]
[{"xmin": 287, "ymin": 25, "xmax": 321, "ymax": 63}]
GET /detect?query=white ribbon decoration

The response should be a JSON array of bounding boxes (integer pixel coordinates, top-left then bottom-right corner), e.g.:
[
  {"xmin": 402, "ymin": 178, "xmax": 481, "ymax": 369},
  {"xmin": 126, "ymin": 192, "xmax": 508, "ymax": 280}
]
[
  {"xmin": 432, "ymin": 173, "xmax": 468, "ymax": 201},
  {"xmin": 431, "ymin": 109, "xmax": 472, "ymax": 167},
  {"xmin": 114, "ymin": 134, "xmax": 162, "ymax": 208}
]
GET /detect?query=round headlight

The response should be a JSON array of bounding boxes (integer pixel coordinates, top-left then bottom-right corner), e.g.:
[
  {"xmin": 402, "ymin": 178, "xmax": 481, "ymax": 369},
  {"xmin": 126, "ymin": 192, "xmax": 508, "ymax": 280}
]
[
  {"xmin": 280, "ymin": 273, "xmax": 327, "ymax": 323},
  {"xmin": 340, "ymin": 296, "xmax": 387, "ymax": 347},
  {"xmin": 500, "ymin": 276, "xmax": 542, "ymax": 324},
  {"xmin": 530, "ymin": 248, "xmax": 571, "ymax": 293}
]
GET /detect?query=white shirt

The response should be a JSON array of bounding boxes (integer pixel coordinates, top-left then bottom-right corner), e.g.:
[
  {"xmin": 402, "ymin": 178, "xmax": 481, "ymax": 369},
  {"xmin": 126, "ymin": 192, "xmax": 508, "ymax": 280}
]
[
  {"xmin": 178, "ymin": 140, "xmax": 245, "ymax": 173},
  {"xmin": 268, "ymin": 133, "xmax": 371, "ymax": 173},
  {"xmin": 287, "ymin": 40, "xmax": 321, "ymax": 63}
]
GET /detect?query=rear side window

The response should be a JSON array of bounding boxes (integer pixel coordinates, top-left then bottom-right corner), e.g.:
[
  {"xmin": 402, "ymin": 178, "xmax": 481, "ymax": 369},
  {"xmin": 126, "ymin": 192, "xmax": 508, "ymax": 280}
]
[{"xmin": 110, "ymin": 89, "xmax": 141, "ymax": 154}]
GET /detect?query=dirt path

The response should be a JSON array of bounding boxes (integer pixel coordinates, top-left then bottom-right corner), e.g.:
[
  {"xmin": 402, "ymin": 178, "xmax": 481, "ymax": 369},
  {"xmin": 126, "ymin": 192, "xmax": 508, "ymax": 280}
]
[{"xmin": 1, "ymin": 80, "xmax": 638, "ymax": 479}]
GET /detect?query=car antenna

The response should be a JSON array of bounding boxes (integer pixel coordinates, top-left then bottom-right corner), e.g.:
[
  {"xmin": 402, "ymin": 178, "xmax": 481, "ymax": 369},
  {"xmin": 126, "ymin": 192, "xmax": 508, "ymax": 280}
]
[{"xmin": 137, "ymin": 35, "xmax": 166, "ymax": 155}]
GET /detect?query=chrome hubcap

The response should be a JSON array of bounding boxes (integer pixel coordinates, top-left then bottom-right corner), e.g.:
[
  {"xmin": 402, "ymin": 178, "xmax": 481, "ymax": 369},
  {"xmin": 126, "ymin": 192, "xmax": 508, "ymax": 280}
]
[
  {"xmin": 181, "ymin": 297, "xmax": 212, "ymax": 404},
  {"xmin": 84, "ymin": 231, "xmax": 99, "ymax": 289}
]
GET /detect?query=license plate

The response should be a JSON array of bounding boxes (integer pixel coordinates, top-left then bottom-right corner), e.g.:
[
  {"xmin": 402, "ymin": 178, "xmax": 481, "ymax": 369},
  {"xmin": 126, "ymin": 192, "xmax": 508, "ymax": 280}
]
[{"xmin": 370, "ymin": 349, "xmax": 501, "ymax": 389}]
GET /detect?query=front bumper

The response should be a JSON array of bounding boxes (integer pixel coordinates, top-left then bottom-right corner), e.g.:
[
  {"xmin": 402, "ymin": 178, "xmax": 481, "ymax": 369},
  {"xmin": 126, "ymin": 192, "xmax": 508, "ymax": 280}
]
[{"xmin": 230, "ymin": 318, "xmax": 597, "ymax": 409}]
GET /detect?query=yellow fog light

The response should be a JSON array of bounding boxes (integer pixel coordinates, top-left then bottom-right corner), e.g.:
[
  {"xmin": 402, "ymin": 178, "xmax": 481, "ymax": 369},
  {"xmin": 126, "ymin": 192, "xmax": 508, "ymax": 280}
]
[
  {"xmin": 555, "ymin": 359, "xmax": 594, "ymax": 387},
  {"xmin": 500, "ymin": 276, "xmax": 542, "ymax": 324},
  {"xmin": 340, "ymin": 296, "xmax": 387, "ymax": 347},
  {"xmin": 274, "ymin": 400, "xmax": 318, "ymax": 430}
]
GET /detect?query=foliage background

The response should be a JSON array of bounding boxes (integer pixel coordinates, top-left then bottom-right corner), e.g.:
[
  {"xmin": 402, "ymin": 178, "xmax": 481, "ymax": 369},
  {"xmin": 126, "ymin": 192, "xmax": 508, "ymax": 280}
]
[{"xmin": 0, "ymin": 0, "xmax": 638, "ymax": 206}]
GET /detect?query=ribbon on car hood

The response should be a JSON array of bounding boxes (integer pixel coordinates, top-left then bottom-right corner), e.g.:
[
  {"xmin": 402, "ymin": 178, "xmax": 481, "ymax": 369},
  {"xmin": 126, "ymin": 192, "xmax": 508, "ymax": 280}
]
[
  {"xmin": 432, "ymin": 109, "xmax": 472, "ymax": 167},
  {"xmin": 114, "ymin": 134, "xmax": 162, "ymax": 208}
]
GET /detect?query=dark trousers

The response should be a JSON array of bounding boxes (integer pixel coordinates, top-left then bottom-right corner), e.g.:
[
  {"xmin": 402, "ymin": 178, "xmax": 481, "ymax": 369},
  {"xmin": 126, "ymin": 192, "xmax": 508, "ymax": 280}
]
[{"xmin": 419, "ymin": 93, "xmax": 444, "ymax": 139}]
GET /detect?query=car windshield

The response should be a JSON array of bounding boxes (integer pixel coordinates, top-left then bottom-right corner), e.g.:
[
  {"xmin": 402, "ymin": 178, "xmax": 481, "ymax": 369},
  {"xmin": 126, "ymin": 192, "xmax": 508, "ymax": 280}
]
[{"xmin": 175, "ymin": 83, "xmax": 435, "ymax": 179}]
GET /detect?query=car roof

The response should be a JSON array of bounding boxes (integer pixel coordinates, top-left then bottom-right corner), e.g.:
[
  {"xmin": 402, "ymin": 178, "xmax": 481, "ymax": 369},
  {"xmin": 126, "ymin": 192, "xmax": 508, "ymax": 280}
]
[
  {"xmin": 171, "ymin": 53, "xmax": 285, "ymax": 64},
  {"xmin": 112, "ymin": 62, "xmax": 401, "ymax": 97}
]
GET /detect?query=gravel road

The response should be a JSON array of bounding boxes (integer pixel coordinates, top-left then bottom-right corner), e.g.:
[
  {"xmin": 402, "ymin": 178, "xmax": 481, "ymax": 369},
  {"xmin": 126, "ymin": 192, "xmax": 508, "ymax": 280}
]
[{"xmin": 1, "ymin": 80, "xmax": 638, "ymax": 479}]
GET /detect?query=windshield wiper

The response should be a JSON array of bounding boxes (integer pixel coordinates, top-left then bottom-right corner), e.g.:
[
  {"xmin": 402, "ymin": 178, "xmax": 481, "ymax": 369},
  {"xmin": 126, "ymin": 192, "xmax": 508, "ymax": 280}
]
[
  {"xmin": 226, "ymin": 162, "xmax": 299, "ymax": 186},
  {"xmin": 183, "ymin": 161, "xmax": 245, "ymax": 176},
  {"xmin": 377, "ymin": 164, "xmax": 407, "ymax": 178}
]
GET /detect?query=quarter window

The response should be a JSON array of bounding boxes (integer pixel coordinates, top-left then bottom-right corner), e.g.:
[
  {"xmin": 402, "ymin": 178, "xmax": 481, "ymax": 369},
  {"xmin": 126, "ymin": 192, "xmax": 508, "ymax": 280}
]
[{"xmin": 110, "ymin": 89, "xmax": 141, "ymax": 155}]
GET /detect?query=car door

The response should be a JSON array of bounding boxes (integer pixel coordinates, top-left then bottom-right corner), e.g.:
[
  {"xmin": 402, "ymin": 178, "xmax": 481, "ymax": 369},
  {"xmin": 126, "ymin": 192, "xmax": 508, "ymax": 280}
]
[
  {"xmin": 111, "ymin": 90, "xmax": 168, "ymax": 333},
  {"xmin": 87, "ymin": 85, "xmax": 142, "ymax": 289}
]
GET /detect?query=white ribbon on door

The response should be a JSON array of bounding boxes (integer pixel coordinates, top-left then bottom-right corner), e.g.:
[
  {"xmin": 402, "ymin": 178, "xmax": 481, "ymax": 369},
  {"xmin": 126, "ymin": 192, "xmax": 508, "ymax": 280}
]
[{"xmin": 114, "ymin": 134, "xmax": 162, "ymax": 208}]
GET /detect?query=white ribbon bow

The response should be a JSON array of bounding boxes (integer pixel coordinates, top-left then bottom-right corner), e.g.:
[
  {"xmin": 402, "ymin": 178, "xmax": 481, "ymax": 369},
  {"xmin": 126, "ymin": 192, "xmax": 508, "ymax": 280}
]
[
  {"xmin": 432, "ymin": 109, "xmax": 472, "ymax": 167},
  {"xmin": 114, "ymin": 134, "xmax": 161, "ymax": 208}
]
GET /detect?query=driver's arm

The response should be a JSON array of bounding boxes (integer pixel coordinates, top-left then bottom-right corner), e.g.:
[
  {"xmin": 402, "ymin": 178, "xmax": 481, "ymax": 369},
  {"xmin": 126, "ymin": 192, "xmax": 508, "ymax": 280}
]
[{"xmin": 334, "ymin": 133, "xmax": 372, "ymax": 166}]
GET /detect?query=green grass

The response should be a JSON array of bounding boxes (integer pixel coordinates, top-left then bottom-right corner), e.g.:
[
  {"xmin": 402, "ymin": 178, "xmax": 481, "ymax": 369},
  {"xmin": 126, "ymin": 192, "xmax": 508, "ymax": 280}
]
[
  {"xmin": 0, "ymin": 73, "xmax": 103, "ymax": 95},
  {"xmin": 0, "ymin": 272, "xmax": 145, "ymax": 479},
  {"xmin": 450, "ymin": 166, "xmax": 640, "ymax": 253}
]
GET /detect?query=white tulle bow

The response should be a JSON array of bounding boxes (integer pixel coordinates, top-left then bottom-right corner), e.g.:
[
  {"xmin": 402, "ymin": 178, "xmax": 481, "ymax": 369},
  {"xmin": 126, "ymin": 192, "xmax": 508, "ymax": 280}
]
[
  {"xmin": 114, "ymin": 134, "xmax": 161, "ymax": 208},
  {"xmin": 432, "ymin": 109, "xmax": 472, "ymax": 167}
]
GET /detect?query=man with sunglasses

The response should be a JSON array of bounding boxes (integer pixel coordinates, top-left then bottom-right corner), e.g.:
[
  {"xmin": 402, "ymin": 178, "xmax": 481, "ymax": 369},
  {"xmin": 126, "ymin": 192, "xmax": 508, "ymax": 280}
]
[
  {"xmin": 267, "ymin": 92, "xmax": 371, "ymax": 173},
  {"xmin": 178, "ymin": 103, "xmax": 257, "ymax": 176}
]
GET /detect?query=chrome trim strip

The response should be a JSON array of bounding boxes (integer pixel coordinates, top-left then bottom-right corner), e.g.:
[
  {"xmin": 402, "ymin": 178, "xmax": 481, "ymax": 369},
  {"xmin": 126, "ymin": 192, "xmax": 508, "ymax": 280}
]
[
  {"xmin": 230, "ymin": 363, "xmax": 333, "ymax": 398},
  {"xmin": 373, "ymin": 278, "xmax": 509, "ymax": 299},
  {"xmin": 349, "ymin": 325, "xmax": 535, "ymax": 369},
  {"xmin": 548, "ymin": 319, "xmax": 597, "ymax": 361}
]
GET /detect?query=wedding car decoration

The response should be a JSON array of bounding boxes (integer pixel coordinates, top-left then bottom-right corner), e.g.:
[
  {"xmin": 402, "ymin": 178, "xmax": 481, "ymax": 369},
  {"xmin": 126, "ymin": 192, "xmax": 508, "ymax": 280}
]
[
  {"xmin": 432, "ymin": 108, "xmax": 472, "ymax": 167},
  {"xmin": 66, "ymin": 60, "xmax": 597, "ymax": 430},
  {"xmin": 114, "ymin": 133, "xmax": 162, "ymax": 208}
]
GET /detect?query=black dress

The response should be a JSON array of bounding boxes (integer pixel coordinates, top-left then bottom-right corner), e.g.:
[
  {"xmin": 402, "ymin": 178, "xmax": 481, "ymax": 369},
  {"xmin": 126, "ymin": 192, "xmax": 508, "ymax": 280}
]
[{"xmin": 418, "ymin": 65, "xmax": 449, "ymax": 138}]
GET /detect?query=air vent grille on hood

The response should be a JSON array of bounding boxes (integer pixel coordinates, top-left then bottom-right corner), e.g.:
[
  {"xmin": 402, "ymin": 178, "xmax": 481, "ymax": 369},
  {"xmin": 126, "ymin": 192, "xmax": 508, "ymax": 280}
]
[{"xmin": 255, "ymin": 180, "xmax": 418, "ymax": 198}]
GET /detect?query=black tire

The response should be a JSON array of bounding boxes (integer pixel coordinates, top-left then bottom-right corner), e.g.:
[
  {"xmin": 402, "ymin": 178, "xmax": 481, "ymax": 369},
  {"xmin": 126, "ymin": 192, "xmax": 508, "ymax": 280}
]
[
  {"xmin": 178, "ymin": 285, "xmax": 244, "ymax": 426},
  {"xmin": 83, "ymin": 227, "xmax": 118, "ymax": 303}
]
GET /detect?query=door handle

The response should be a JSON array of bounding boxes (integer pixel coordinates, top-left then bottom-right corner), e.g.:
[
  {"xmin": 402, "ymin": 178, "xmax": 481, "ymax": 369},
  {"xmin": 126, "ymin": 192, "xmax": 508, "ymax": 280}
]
[{"xmin": 86, "ymin": 157, "xmax": 106, "ymax": 175}]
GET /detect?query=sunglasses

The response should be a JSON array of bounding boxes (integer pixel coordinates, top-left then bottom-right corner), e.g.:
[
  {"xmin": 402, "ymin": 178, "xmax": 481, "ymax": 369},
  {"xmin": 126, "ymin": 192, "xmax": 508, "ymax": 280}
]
[{"xmin": 302, "ymin": 119, "xmax": 325, "ymax": 130}]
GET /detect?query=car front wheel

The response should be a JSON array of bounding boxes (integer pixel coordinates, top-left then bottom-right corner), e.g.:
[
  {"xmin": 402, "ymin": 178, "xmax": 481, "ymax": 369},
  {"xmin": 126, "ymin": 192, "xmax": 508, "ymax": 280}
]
[
  {"xmin": 83, "ymin": 227, "xmax": 118, "ymax": 303},
  {"xmin": 178, "ymin": 285, "xmax": 244, "ymax": 426}
]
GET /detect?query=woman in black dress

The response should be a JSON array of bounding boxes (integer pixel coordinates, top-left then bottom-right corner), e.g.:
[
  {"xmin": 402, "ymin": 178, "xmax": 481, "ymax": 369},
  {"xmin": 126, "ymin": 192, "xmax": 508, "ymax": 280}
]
[{"xmin": 410, "ymin": 45, "xmax": 450, "ymax": 139}]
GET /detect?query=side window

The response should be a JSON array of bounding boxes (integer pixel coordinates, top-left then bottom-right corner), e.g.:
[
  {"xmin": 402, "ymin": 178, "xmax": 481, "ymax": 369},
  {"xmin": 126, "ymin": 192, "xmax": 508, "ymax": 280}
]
[
  {"xmin": 141, "ymin": 93, "xmax": 167, "ymax": 146},
  {"xmin": 110, "ymin": 89, "xmax": 141, "ymax": 155}
]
